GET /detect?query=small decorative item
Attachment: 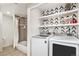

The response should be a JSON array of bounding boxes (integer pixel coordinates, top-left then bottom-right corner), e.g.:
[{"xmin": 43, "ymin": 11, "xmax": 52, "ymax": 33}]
[
  {"xmin": 60, "ymin": 16, "xmax": 65, "ymax": 24},
  {"xmin": 43, "ymin": 19, "xmax": 48, "ymax": 25},
  {"xmin": 41, "ymin": 11, "xmax": 45, "ymax": 16},
  {"xmin": 70, "ymin": 14, "xmax": 78, "ymax": 23},
  {"xmin": 71, "ymin": 3, "xmax": 77, "ymax": 10},
  {"xmin": 59, "ymin": 6, "xmax": 65, "ymax": 12},
  {"xmin": 65, "ymin": 3, "xmax": 72, "ymax": 11},
  {"xmin": 46, "ymin": 10, "xmax": 50, "ymax": 15},
  {"xmin": 54, "ymin": 7, "xmax": 58, "ymax": 13},
  {"xmin": 72, "ymin": 26, "xmax": 76, "ymax": 30},
  {"xmin": 41, "ymin": 27, "xmax": 45, "ymax": 35},
  {"xmin": 71, "ymin": 30, "xmax": 76, "ymax": 34},
  {"xmin": 66, "ymin": 26, "xmax": 71, "ymax": 34},
  {"xmin": 65, "ymin": 15, "xmax": 72, "ymax": 24},
  {"xmin": 72, "ymin": 18, "xmax": 77, "ymax": 23},
  {"xmin": 46, "ymin": 19, "xmax": 49, "ymax": 25},
  {"xmin": 48, "ymin": 9, "xmax": 52, "ymax": 15},
  {"xmin": 50, "ymin": 9, "xmax": 54, "ymax": 14},
  {"xmin": 44, "ymin": 10, "xmax": 48, "ymax": 16},
  {"xmin": 40, "ymin": 27, "xmax": 45, "ymax": 34},
  {"xmin": 53, "ymin": 27, "xmax": 59, "ymax": 34},
  {"xmin": 50, "ymin": 18, "xmax": 54, "ymax": 25},
  {"xmin": 72, "ymin": 13, "xmax": 77, "ymax": 20},
  {"xmin": 46, "ymin": 27, "xmax": 49, "ymax": 34},
  {"xmin": 71, "ymin": 26, "xmax": 77, "ymax": 37},
  {"xmin": 54, "ymin": 18, "xmax": 59, "ymax": 24},
  {"xmin": 41, "ymin": 27, "xmax": 49, "ymax": 35},
  {"xmin": 61, "ymin": 26, "xmax": 65, "ymax": 34}
]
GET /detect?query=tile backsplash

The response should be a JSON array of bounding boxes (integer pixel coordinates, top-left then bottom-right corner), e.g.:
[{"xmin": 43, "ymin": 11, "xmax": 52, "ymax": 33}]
[
  {"xmin": 39, "ymin": 26, "xmax": 78, "ymax": 37},
  {"xmin": 40, "ymin": 12, "xmax": 78, "ymax": 26},
  {"xmin": 41, "ymin": 3, "xmax": 78, "ymax": 17},
  {"xmin": 39, "ymin": 3, "xmax": 78, "ymax": 38}
]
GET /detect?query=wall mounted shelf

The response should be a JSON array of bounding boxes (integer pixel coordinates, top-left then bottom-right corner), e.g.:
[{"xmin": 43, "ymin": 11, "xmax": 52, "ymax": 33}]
[
  {"xmin": 40, "ymin": 23, "xmax": 79, "ymax": 27},
  {"xmin": 39, "ymin": 9, "xmax": 79, "ymax": 19}
]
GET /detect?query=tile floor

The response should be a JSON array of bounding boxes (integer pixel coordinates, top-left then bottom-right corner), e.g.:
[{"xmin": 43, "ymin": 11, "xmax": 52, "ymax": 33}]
[{"xmin": 0, "ymin": 46, "xmax": 27, "ymax": 56}]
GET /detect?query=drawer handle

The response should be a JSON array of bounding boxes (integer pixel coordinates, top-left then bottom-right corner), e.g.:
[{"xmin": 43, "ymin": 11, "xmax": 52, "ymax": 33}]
[{"xmin": 44, "ymin": 41, "xmax": 47, "ymax": 43}]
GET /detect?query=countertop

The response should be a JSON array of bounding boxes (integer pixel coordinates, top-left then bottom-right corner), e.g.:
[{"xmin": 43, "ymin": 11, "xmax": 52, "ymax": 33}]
[
  {"xmin": 32, "ymin": 35, "xmax": 51, "ymax": 39},
  {"xmin": 49, "ymin": 35, "xmax": 79, "ymax": 44},
  {"xmin": 32, "ymin": 34, "xmax": 79, "ymax": 44}
]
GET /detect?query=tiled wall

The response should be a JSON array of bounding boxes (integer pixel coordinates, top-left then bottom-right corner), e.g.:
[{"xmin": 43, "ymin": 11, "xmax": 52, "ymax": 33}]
[
  {"xmin": 39, "ymin": 26, "xmax": 77, "ymax": 37},
  {"xmin": 39, "ymin": 3, "xmax": 78, "ymax": 37}
]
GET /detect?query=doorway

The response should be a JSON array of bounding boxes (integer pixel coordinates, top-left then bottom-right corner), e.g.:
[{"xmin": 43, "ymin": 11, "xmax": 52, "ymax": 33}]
[{"xmin": 17, "ymin": 16, "xmax": 27, "ymax": 46}]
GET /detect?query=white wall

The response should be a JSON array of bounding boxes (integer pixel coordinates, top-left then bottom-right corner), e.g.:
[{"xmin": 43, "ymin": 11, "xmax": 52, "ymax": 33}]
[
  {"xmin": 0, "ymin": 3, "xmax": 27, "ymax": 17},
  {"xmin": 77, "ymin": 4, "xmax": 79, "ymax": 39},
  {"xmin": 13, "ymin": 16, "xmax": 19, "ymax": 48},
  {"xmin": 27, "ymin": 7, "xmax": 40, "ymax": 55},
  {"xmin": 0, "ymin": 12, "xmax": 3, "ymax": 48},
  {"xmin": 2, "ymin": 14, "xmax": 14, "ymax": 47},
  {"xmin": 0, "ymin": 3, "xmax": 37, "ymax": 17}
]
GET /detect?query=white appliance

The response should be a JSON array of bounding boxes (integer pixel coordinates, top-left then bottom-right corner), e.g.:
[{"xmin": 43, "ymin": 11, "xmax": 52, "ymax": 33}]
[
  {"xmin": 31, "ymin": 35, "xmax": 49, "ymax": 56},
  {"xmin": 49, "ymin": 35, "xmax": 79, "ymax": 56}
]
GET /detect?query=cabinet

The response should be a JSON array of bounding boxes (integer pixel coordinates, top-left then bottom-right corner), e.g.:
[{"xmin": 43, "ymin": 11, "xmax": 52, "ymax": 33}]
[{"xmin": 31, "ymin": 37, "xmax": 48, "ymax": 56}]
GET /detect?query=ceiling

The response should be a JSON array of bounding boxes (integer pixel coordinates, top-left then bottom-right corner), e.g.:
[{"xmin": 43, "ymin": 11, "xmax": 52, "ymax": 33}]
[{"xmin": 0, "ymin": 3, "xmax": 37, "ymax": 17}]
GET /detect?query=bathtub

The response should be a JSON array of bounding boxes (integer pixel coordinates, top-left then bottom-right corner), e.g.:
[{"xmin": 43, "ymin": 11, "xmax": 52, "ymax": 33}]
[{"xmin": 16, "ymin": 41, "xmax": 27, "ymax": 54}]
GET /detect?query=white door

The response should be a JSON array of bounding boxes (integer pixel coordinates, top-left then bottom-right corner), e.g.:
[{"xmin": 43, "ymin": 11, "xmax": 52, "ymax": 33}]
[
  {"xmin": 31, "ymin": 37, "xmax": 48, "ymax": 56},
  {"xmin": 2, "ymin": 14, "xmax": 14, "ymax": 47}
]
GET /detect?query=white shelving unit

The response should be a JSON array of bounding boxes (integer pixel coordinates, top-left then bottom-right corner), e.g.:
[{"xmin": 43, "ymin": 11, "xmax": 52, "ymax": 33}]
[
  {"xmin": 39, "ymin": 8, "xmax": 79, "ymax": 27},
  {"xmin": 40, "ymin": 23, "xmax": 79, "ymax": 27}
]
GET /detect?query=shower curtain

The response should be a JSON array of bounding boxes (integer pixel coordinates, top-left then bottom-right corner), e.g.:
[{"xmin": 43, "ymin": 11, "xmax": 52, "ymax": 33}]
[{"xmin": 17, "ymin": 16, "xmax": 27, "ymax": 42}]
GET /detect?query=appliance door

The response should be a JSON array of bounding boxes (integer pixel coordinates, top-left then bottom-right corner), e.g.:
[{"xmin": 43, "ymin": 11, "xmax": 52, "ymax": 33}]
[{"xmin": 49, "ymin": 40, "xmax": 78, "ymax": 56}]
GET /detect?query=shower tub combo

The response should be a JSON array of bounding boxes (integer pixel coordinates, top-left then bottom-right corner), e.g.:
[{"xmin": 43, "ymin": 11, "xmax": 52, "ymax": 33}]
[{"xmin": 16, "ymin": 41, "xmax": 27, "ymax": 54}]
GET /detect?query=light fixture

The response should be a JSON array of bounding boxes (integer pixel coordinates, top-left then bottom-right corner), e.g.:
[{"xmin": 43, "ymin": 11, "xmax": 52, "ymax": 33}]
[{"xmin": 6, "ymin": 11, "xmax": 11, "ymax": 15}]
